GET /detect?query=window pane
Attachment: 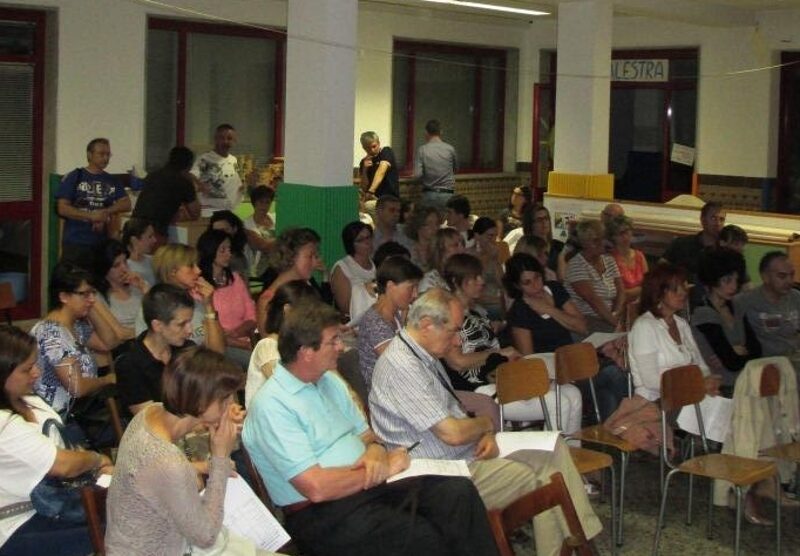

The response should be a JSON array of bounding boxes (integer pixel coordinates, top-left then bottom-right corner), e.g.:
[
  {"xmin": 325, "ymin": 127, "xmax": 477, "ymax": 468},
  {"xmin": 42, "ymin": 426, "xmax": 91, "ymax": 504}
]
[
  {"xmin": 145, "ymin": 29, "xmax": 177, "ymax": 171},
  {"xmin": 0, "ymin": 20, "xmax": 34, "ymax": 56},
  {"xmin": 185, "ymin": 34, "xmax": 276, "ymax": 170},
  {"xmin": 0, "ymin": 63, "xmax": 32, "ymax": 202},
  {"xmin": 479, "ymin": 55, "xmax": 503, "ymax": 170},
  {"xmin": 413, "ymin": 53, "xmax": 475, "ymax": 169},
  {"xmin": 391, "ymin": 56, "xmax": 410, "ymax": 169},
  {"xmin": 0, "ymin": 219, "xmax": 32, "ymax": 304}
]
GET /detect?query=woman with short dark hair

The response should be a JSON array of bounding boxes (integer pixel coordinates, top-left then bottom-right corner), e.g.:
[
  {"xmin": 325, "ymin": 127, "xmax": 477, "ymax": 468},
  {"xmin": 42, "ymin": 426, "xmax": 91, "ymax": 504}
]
[
  {"xmin": 105, "ymin": 347, "xmax": 272, "ymax": 555},
  {"xmin": 357, "ymin": 257, "xmax": 423, "ymax": 391},
  {"xmin": 691, "ymin": 248, "xmax": 753, "ymax": 386},
  {"xmin": 31, "ymin": 262, "xmax": 118, "ymax": 418}
]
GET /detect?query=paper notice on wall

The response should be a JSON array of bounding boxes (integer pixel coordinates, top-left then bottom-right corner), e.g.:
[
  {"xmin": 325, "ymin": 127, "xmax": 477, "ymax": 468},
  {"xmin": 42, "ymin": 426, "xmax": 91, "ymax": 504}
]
[
  {"xmin": 671, "ymin": 143, "xmax": 696, "ymax": 167},
  {"xmin": 553, "ymin": 211, "xmax": 577, "ymax": 241}
]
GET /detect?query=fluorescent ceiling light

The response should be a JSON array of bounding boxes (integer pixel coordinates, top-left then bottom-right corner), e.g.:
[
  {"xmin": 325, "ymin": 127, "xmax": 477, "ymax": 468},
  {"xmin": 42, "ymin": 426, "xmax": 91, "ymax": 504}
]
[{"xmin": 421, "ymin": 0, "xmax": 549, "ymax": 17}]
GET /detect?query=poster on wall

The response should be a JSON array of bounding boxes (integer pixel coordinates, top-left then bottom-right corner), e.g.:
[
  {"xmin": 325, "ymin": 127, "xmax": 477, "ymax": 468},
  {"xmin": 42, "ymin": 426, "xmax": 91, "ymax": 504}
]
[
  {"xmin": 553, "ymin": 211, "xmax": 578, "ymax": 242},
  {"xmin": 670, "ymin": 143, "xmax": 696, "ymax": 167}
]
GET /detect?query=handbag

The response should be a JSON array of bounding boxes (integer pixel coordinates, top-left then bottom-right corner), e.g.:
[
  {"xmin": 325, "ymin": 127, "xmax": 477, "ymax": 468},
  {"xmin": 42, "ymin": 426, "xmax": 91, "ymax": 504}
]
[
  {"xmin": 603, "ymin": 395, "xmax": 674, "ymax": 456},
  {"xmin": 28, "ymin": 418, "xmax": 96, "ymax": 523}
]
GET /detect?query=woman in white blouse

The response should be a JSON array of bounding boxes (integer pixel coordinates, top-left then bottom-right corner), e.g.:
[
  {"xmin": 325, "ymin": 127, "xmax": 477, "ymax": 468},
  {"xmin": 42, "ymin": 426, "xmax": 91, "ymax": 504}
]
[
  {"xmin": 629, "ymin": 264, "xmax": 718, "ymax": 401},
  {"xmin": 0, "ymin": 325, "xmax": 113, "ymax": 556},
  {"xmin": 330, "ymin": 221, "xmax": 376, "ymax": 325}
]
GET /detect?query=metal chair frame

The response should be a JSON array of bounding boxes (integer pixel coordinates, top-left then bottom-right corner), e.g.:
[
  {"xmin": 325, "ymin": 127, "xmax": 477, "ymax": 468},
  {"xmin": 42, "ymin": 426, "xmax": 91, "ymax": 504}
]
[{"xmin": 652, "ymin": 364, "xmax": 781, "ymax": 556}]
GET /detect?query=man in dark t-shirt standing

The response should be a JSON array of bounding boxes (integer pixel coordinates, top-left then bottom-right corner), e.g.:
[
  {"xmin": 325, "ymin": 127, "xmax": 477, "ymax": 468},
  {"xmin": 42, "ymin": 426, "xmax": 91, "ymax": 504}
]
[
  {"xmin": 56, "ymin": 138, "xmax": 131, "ymax": 269},
  {"xmin": 133, "ymin": 146, "xmax": 200, "ymax": 237},
  {"xmin": 116, "ymin": 284, "xmax": 195, "ymax": 416},
  {"xmin": 359, "ymin": 131, "xmax": 399, "ymax": 200}
]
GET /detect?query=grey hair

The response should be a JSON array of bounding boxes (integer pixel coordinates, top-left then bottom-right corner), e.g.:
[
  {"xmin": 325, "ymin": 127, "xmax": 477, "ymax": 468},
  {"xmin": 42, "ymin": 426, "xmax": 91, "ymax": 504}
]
[
  {"xmin": 575, "ymin": 219, "xmax": 604, "ymax": 247},
  {"xmin": 360, "ymin": 131, "xmax": 379, "ymax": 148},
  {"xmin": 407, "ymin": 287, "xmax": 457, "ymax": 329}
]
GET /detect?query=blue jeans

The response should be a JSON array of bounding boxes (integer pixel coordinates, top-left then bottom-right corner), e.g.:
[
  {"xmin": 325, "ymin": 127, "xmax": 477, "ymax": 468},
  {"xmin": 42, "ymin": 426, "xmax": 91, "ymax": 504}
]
[
  {"xmin": 576, "ymin": 364, "xmax": 629, "ymax": 423},
  {"xmin": 0, "ymin": 513, "xmax": 92, "ymax": 556}
]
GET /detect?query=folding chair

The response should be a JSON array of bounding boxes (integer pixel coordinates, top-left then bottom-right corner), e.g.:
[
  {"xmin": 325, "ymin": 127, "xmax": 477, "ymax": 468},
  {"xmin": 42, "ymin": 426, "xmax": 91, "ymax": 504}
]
[
  {"xmin": 487, "ymin": 472, "xmax": 593, "ymax": 556},
  {"xmin": 496, "ymin": 358, "xmax": 617, "ymax": 554},
  {"xmin": 652, "ymin": 364, "xmax": 780, "ymax": 556},
  {"xmin": 80, "ymin": 484, "xmax": 108, "ymax": 556},
  {"xmin": 555, "ymin": 342, "xmax": 635, "ymax": 546}
]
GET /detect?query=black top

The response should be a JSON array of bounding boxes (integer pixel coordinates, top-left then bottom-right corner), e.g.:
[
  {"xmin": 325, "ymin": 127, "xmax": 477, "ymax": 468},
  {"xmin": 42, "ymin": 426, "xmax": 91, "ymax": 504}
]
[
  {"xmin": 116, "ymin": 332, "xmax": 194, "ymax": 413},
  {"xmin": 507, "ymin": 281, "xmax": 574, "ymax": 353},
  {"xmin": 662, "ymin": 232, "xmax": 704, "ymax": 277},
  {"xmin": 547, "ymin": 239, "xmax": 565, "ymax": 273},
  {"xmin": 359, "ymin": 146, "xmax": 399, "ymax": 198},
  {"xmin": 132, "ymin": 167, "xmax": 197, "ymax": 233}
]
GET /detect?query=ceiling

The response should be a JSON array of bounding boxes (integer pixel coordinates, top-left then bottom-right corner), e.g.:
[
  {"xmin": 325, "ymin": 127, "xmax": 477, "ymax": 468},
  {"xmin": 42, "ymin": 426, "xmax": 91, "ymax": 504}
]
[{"xmin": 376, "ymin": 0, "xmax": 800, "ymax": 26}]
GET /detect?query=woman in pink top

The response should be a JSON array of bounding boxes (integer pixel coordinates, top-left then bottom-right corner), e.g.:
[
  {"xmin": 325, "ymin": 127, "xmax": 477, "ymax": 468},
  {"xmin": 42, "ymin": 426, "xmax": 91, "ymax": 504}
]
[
  {"xmin": 607, "ymin": 215, "xmax": 648, "ymax": 301},
  {"xmin": 198, "ymin": 229, "xmax": 256, "ymax": 369}
]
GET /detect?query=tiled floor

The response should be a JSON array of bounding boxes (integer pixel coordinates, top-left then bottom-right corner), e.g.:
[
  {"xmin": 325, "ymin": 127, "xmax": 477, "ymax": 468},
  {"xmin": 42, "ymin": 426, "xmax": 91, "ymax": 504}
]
[{"xmin": 512, "ymin": 452, "xmax": 797, "ymax": 555}]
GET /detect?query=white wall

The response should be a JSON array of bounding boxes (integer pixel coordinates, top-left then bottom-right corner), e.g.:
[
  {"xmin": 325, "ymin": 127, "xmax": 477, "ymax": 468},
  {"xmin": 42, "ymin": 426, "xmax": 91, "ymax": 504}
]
[
  {"xmin": 354, "ymin": 3, "xmax": 529, "ymax": 169},
  {"xmin": 5, "ymin": 0, "xmax": 799, "ymax": 180},
  {"xmin": 3, "ymin": 0, "xmax": 287, "ymax": 175}
]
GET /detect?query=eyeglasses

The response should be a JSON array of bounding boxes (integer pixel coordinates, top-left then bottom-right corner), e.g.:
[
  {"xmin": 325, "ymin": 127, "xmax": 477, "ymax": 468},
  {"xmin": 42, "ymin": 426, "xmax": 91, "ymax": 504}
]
[
  {"xmin": 354, "ymin": 235, "xmax": 373, "ymax": 243},
  {"xmin": 72, "ymin": 288, "xmax": 97, "ymax": 299},
  {"xmin": 321, "ymin": 335, "xmax": 343, "ymax": 347}
]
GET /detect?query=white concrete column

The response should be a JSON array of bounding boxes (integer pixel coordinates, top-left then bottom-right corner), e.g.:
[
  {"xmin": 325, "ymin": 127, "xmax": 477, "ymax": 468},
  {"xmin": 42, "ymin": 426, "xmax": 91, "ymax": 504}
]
[
  {"xmin": 553, "ymin": 0, "xmax": 612, "ymax": 174},
  {"xmin": 284, "ymin": 0, "xmax": 357, "ymax": 187}
]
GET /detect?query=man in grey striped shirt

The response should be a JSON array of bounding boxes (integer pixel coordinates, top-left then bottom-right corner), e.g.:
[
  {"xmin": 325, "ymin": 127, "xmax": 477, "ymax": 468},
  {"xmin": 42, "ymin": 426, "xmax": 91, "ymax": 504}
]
[{"xmin": 370, "ymin": 288, "xmax": 603, "ymax": 556}]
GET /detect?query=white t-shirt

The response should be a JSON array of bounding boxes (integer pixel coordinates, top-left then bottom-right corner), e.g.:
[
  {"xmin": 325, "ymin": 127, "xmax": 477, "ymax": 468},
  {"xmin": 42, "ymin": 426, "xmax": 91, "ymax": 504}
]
[
  {"xmin": 191, "ymin": 151, "xmax": 243, "ymax": 210},
  {"xmin": 0, "ymin": 396, "xmax": 61, "ymax": 548},
  {"xmin": 243, "ymin": 215, "xmax": 274, "ymax": 277},
  {"xmin": 245, "ymin": 337, "xmax": 279, "ymax": 408}
]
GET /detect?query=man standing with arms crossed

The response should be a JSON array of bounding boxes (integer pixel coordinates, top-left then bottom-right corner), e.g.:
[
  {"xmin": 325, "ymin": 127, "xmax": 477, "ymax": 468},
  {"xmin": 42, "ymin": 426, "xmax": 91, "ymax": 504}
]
[{"xmin": 56, "ymin": 138, "xmax": 131, "ymax": 270}]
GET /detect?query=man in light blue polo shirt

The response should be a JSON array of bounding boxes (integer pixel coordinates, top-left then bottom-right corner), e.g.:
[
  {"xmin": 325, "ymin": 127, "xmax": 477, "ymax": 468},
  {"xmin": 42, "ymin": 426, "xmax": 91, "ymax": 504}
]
[{"xmin": 242, "ymin": 301, "xmax": 498, "ymax": 556}]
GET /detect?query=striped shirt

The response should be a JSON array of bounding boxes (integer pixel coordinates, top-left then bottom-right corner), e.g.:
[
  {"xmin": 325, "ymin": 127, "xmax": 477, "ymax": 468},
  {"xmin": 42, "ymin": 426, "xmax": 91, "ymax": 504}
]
[
  {"xmin": 564, "ymin": 252, "xmax": 621, "ymax": 317},
  {"xmin": 369, "ymin": 330, "xmax": 475, "ymax": 461}
]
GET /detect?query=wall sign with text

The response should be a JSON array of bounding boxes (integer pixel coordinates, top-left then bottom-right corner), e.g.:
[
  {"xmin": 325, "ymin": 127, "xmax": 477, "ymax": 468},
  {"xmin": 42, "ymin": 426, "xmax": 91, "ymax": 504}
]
[{"xmin": 611, "ymin": 59, "xmax": 669, "ymax": 82}]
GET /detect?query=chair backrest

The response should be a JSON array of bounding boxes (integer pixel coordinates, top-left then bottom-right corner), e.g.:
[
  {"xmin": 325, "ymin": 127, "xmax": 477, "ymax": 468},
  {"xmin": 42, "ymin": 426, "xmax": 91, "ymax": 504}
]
[
  {"xmin": 495, "ymin": 358, "xmax": 550, "ymax": 405},
  {"xmin": 240, "ymin": 445, "xmax": 278, "ymax": 514},
  {"xmin": 760, "ymin": 364, "xmax": 781, "ymax": 398},
  {"xmin": 659, "ymin": 364, "xmax": 705, "ymax": 412},
  {"xmin": 80, "ymin": 485, "xmax": 108, "ymax": 556},
  {"xmin": 555, "ymin": 342, "xmax": 598, "ymax": 385},
  {"xmin": 487, "ymin": 472, "xmax": 590, "ymax": 556},
  {"xmin": 105, "ymin": 396, "xmax": 125, "ymax": 445}
]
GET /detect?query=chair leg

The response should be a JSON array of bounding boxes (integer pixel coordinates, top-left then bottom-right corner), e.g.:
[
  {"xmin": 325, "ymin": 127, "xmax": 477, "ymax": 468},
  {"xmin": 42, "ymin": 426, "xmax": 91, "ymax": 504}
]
[
  {"xmin": 734, "ymin": 486, "xmax": 743, "ymax": 556},
  {"xmin": 706, "ymin": 477, "xmax": 714, "ymax": 540},
  {"xmin": 687, "ymin": 442, "xmax": 695, "ymax": 525},
  {"xmin": 617, "ymin": 452, "xmax": 628, "ymax": 547},
  {"xmin": 775, "ymin": 474, "xmax": 782, "ymax": 556},
  {"xmin": 652, "ymin": 468, "xmax": 679, "ymax": 556},
  {"xmin": 609, "ymin": 464, "xmax": 617, "ymax": 556}
]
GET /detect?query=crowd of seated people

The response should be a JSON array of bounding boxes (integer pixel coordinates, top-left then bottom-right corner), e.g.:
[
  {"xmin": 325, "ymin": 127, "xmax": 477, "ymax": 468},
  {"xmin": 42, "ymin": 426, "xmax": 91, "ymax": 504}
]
[{"xmin": 8, "ymin": 154, "xmax": 800, "ymax": 556}]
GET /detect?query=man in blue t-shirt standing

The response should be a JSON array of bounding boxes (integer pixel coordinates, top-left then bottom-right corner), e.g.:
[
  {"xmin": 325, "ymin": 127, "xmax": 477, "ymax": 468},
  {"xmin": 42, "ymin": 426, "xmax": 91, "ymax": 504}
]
[{"xmin": 56, "ymin": 138, "xmax": 130, "ymax": 270}]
